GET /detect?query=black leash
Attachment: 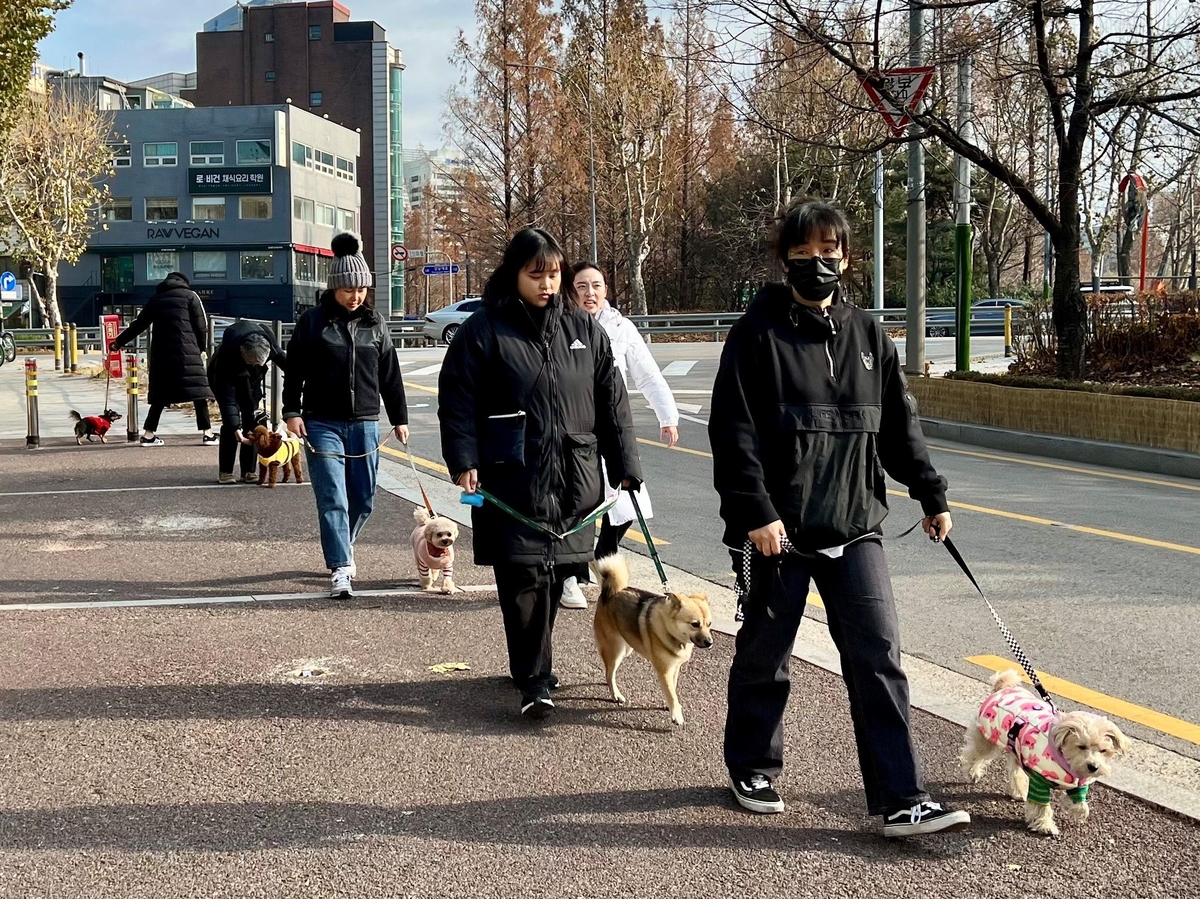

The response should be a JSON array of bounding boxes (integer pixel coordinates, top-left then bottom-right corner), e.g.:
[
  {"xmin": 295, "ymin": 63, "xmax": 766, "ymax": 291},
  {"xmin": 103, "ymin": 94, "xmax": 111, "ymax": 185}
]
[{"xmin": 629, "ymin": 491, "xmax": 670, "ymax": 590}]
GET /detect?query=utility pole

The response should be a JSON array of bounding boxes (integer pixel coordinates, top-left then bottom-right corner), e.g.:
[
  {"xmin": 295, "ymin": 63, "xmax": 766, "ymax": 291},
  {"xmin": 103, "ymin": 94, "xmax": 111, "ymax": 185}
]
[
  {"xmin": 905, "ymin": 2, "xmax": 926, "ymax": 375},
  {"xmin": 1043, "ymin": 114, "xmax": 1053, "ymax": 300},
  {"xmin": 874, "ymin": 150, "xmax": 884, "ymax": 310},
  {"xmin": 1190, "ymin": 170, "xmax": 1196, "ymax": 291},
  {"xmin": 954, "ymin": 57, "xmax": 973, "ymax": 372}
]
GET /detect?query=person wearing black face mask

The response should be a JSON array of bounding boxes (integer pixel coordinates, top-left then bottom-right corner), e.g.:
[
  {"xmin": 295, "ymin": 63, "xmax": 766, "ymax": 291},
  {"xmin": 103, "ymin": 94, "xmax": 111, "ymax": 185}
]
[{"xmin": 709, "ymin": 200, "xmax": 969, "ymax": 838}]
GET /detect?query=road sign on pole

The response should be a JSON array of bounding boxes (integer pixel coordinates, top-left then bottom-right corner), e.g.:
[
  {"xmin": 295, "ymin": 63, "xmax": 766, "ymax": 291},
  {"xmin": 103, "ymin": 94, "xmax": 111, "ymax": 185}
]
[
  {"xmin": 391, "ymin": 244, "xmax": 409, "ymax": 263},
  {"xmin": 0, "ymin": 272, "xmax": 16, "ymax": 301},
  {"xmin": 407, "ymin": 248, "xmax": 426, "ymax": 259},
  {"xmin": 861, "ymin": 66, "xmax": 935, "ymax": 137},
  {"xmin": 422, "ymin": 263, "xmax": 460, "ymax": 276}
]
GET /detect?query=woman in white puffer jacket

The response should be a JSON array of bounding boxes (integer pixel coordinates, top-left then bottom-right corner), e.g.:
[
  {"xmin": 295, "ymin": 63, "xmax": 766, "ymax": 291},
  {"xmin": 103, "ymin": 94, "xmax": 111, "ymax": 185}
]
[{"xmin": 560, "ymin": 261, "xmax": 679, "ymax": 609}]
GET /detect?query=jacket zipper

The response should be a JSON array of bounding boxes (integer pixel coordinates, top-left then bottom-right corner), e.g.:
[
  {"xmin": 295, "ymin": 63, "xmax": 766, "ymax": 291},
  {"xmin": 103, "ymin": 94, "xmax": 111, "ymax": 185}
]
[
  {"xmin": 347, "ymin": 318, "xmax": 357, "ymax": 414},
  {"xmin": 823, "ymin": 310, "xmax": 837, "ymax": 379}
]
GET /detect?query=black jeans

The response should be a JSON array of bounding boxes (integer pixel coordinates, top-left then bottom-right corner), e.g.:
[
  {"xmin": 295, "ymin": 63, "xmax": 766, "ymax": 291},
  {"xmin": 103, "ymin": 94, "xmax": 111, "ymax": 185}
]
[
  {"xmin": 595, "ymin": 514, "xmax": 631, "ymax": 559},
  {"xmin": 724, "ymin": 538, "xmax": 927, "ymax": 816},
  {"xmin": 493, "ymin": 563, "xmax": 574, "ymax": 695},
  {"xmin": 144, "ymin": 400, "xmax": 211, "ymax": 434},
  {"xmin": 216, "ymin": 376, "xmax": 263, "ymax": 476}
]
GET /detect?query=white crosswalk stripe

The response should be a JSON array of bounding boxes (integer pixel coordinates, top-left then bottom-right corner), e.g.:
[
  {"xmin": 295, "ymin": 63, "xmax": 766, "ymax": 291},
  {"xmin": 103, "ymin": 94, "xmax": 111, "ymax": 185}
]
[
  {"xmin": 660, "ymin": 360, "xmax": 697, "ymax": 377},
  {"xmin": 407, "ymin": 363, "xmax": 443, "ymax": 377}
]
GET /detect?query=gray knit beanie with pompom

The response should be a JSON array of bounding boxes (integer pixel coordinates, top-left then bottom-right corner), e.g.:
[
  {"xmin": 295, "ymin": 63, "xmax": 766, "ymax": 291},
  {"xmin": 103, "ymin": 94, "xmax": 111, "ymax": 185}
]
[{"xmin": 327, "ymin": 232, "xmax": 372, "ymax": 290}]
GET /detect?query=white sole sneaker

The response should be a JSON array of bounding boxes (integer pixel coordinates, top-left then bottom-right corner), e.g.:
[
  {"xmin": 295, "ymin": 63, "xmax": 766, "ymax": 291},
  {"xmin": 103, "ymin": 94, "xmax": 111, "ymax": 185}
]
[
  {"xmin": 560, "ymin": 579, "xmax": 587, "ymax": 609},
  {"xmin": 728, "ymin": 776, "xmax": 785, "ymax": 814},
  {"xmin": 883, "ymin": 807, "xmax": 971, "ymax": 837}
]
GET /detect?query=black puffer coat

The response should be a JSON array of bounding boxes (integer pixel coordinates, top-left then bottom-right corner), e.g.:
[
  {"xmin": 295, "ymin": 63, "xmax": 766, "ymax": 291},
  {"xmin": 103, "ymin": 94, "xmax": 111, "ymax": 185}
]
[
  {"xmin": 438, "ymin": 291, "xmax": 643, "ymax": 568},
  {"xmin": 111, "ymin": 274, "xmax": 213, "ymax": 407},
  {"xmin": 207, "ymin": 320, "xmax": 286, "ymax": 426}
]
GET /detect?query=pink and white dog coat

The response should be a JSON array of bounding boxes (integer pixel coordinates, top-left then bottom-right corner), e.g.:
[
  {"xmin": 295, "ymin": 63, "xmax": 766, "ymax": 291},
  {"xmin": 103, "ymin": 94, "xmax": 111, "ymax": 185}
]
[
  {"xmin": 412, "ymin": 534, "xmax": 454, "ymax": 583},
  {"xmin": 977, "ymin": 686, "xmax": 1091, "ymax": 805}
]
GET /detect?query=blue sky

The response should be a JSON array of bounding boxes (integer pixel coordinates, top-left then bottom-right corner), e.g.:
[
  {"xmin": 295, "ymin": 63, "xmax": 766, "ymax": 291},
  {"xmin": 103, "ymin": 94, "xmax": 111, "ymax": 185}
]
[{"xmin": 37, "ymin": 0, "xmax": 477, "ymax": 150}]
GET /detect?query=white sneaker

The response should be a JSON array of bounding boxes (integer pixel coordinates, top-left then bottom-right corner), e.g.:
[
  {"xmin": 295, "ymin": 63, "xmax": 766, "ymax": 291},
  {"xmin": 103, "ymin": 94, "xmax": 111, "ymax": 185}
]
[
  {"xmin": 330, "ymin": 567, "xmax": 354, "ymax": 599},
  {"xmin": 560, "ymin": 576, "xmax": 587, "ymax": 609}
]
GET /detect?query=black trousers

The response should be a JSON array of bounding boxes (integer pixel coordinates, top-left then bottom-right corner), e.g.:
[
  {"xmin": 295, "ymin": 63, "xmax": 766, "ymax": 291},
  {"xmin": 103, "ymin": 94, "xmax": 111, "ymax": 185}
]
[
  {"xmin": 494, "ymin": 563, "xmax": 578, "ymax": 694},
  {"xmin": 144, "ymin": 400, "xmax": 211, "ymax": 434},
  {"xmin": 724, "ymin": 538, "xmax": 927, "ymax": 816},
  {"xmin": 216, "ymin": 376, "xmax": 264, "ymax": 476},
  {"xmin": 595, "ymin": 514, "xmax": 631, "ymax": 559}
]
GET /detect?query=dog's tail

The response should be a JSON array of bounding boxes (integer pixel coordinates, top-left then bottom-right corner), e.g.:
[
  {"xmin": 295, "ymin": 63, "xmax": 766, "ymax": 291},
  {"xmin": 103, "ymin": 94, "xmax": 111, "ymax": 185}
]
[
  {"xmin": 592, "ymin": 553, "xmax": 629, "ymax": 604},
  {"xmin": 989, "ymin": 669, "xmax": 1024, "ymax": 694},
  {"xmin": 413, "ymin": 507, "xmax": 431, "ymax": 526},
  {"xmin": 69, "ymin": 410, "xmax": 81, "ymax": 422}
]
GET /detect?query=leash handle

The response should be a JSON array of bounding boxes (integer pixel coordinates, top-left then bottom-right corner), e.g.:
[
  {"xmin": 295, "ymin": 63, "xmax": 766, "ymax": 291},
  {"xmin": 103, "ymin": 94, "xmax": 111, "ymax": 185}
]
[
  {"xmin": 629, "ymin": 490, "xmax": 669, "ymax": 590},
  {"xmin": 460, "ymin": 485, "xmax": 618, "ymax": 542}
]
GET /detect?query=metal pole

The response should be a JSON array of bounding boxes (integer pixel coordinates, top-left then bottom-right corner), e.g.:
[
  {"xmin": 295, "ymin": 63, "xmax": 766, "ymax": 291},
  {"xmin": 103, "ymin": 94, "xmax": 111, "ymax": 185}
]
[
  {"xmin": 1004, "ymin": 305, "xmax": 1014, "ymax": 357},
  {"xmin": 424, "ymin": 246, "xmax": 430, "ymax": 319},
  {"xmin": 68, "ymin": 323, "xmax": 79, "ymax": 374},
  {"xmin": 24, "ymin": 358, "xmax": 39, "ymax": 449},
  {"xmin": 587, "ymin": 96, "xmax": 598, "ymax": 264},
  {"xmin": 1190, "ymin": 172, "xmax": 1197, "ymax": 291},
  {"xmin": 905, "ymin": 2, "xmax": 927, "ymax": 375},
  {"xmin": 125, "ymin": 353, "xmax": 140, "ymax": 441},
  {"xmin": 874, "ymin": 150, "xmax": 884, "ymax": 310},
  {"xmin": 53, "ymin": 325, "xmax": 63, "ymax": 371},
  {"xmin": 1043, "ymin": 115, "xmax": 1052, "ymax": 300},
  {"xmin": 954, "ymin": 56, "xmax": 973, "ymax": 373},
  {"xmin": 271, "ymin": 319, "xmax": 284, "ymax": 428}
]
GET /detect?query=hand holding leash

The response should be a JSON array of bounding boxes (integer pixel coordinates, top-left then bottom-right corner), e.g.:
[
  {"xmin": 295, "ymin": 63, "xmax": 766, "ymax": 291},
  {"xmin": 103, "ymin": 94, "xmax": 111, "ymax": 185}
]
[
  {"xmin": 456, "ymin": 468, "xmax": 479, "ymax": 494},
  {"xmin": 394, "ymin": 424, "xmax": 410, "ymax": 444},
  {"xmin": 286, "ymin": 416, "xmax": 307, "ymax": 439},
  {"xmin": 748, "ymin": 520, "xmax": 786, "ymax": 556},
  {"xmin": 923, "ymin": 511, "xmax": 953, "ymax": 542}
]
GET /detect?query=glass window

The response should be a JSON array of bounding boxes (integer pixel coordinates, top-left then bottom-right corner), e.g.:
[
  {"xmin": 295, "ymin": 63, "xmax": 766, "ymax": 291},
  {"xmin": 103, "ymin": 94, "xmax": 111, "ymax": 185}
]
[
  {"xmin": 192, "ymin": 197, "xmax": 226, "ymax": 221},
  {"xmin": 292, "ymin": 141, "xmax": 307, "ymax": 167},
  {"xmin": 193, "ymin": 251, "xmax": 227, "ymax": 280},
  {"xmin": 239, "ymin": 196, "xmax": 272, "ymax": 220},
  {"xmin": 99, "ymin": 198, "xmax": 132, "ymax": 222},
  {"xmin": 241, "ymin": 252, "xmax": 274, "ymax": 280},
  {"xmin": 146, "ymin": 251, "xmax": 179, "ymax": 281},
  {"xmin": 101, "ymin": 255, "xmax": 134, "ymax": 293},
  {"xmin": 318, "ymin": 203, "xmax": 336, "ymax": 227},
  {"xmin": 235, "ymin": 139, "xmax": 271, "ymax": 165},
  {"xmin": 314, "ymin": 149, "xmax": 334, "ymax": 175},
  {"xmin": 316, "ymin": 254, "xmax": 331, "ymax": 284},
  {"xmin": 293, "ymin": 197, "xmax": 315, "ymax": 223},
  {"xmin": 336, "ymin": 157, "xmax": 355, "ymax": 182},
  {"xmin": 145, "ymin": 197, "xmax": 178, "ymax": 221},
  {"xmin": 294, "ymin": 252, "xmax": 316, "ymax": 283},
  {"xmin": 337, "ymin": 208, "xmax": 355, "ymax": 232},
  {"xmin": 264, "ymin": 31, "xmax": 275, "ymax": 42},
  {"xmin": 309, "ymin": 25, "xmax": 321, "ymax": 40},
  {"xmin": 109, "ymin": 142, "xmax": 131, "ymax": 168},
  {"xmin": 189, "ymin": 141, "xmax": 224, "ymax": 165},
  {"xmin": 310, "ymin": 91, "xmax": 323, "ymax": 107},
  {"xmin": 265, "ymin": 71, "xmax": 276, "ymax": 83},
  {"xmin": 143, "ymin": 142, "xmax": 178, "ymax": 166}
]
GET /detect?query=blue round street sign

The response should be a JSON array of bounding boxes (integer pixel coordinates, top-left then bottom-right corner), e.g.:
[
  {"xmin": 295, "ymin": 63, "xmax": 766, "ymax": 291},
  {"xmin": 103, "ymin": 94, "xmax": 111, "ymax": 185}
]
[{"xmin": 0, "ymin": 272, "xmax": 15, "ymax": 293}]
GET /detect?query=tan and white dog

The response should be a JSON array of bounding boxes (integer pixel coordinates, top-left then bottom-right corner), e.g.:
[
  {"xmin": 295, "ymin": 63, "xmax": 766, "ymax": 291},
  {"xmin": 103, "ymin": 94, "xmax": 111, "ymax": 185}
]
[
  {"xmin": 410, "ymin": 507, "xmax": 460, "ymax": 593},
  {"xmin": 961, "ymin": 669, "xmax": 1129, "ymax": 835}
]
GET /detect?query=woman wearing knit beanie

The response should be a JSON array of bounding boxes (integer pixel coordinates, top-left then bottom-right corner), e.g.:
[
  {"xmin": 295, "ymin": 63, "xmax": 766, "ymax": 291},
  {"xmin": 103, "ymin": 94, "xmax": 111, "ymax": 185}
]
[{"xmin": 282, "ymin": 232, "xmax": 409, "ymax": 598}]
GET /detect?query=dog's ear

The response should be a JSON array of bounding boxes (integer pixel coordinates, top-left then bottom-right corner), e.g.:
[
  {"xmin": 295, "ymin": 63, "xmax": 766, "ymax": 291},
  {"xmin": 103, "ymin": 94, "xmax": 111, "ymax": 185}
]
[
  {"xmin": 266, "ymin": 433, "xmax": 283, "ymax": 455},
  {"xmin": 1050, "ymin": 714, "xmax": 1086, "ymax": 752},
  {"xmin": 1103, "ymin": 722, "xmax": 1131, "ymax": 758},
  {"xmin": 665, "ymin": 593, "xmax": 683, "ymax": 611}
]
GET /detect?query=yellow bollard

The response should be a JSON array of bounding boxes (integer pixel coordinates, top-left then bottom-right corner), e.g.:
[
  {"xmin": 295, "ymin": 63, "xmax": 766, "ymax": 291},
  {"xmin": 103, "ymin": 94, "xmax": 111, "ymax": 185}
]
[
  {"xmin": 25, "ymin": 358, "xmax": 39, "ymax": 449},
  {"xmin": 1004, "ymin": 305, "xmax": 1014, "ymax": 358},
  {"xmin": 53, "ymin": 325, "xmax": 63, "ymax": 372},
  {"xmin": 68, "ymin": 323, "xmax": 79, "ymax": 374},
  {"xmin": 125, "ymin": 353, "xmax": 140, "ymax": 441}
]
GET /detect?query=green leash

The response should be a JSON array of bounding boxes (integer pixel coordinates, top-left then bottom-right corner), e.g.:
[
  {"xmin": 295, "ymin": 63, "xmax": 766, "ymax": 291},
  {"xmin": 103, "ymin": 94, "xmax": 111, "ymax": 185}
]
[
  {"xmin": 629, "ymin": 491, "xmax": 670, "ymax": 590},
  {"xmin": 462, "ymin": 486, "xmax": 619, "ymax": 542}
]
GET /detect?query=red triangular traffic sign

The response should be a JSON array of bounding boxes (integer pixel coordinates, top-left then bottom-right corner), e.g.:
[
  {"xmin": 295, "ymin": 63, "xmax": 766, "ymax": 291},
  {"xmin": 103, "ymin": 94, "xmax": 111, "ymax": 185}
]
[{"xmin": 861, "ymin": 67, "xmax": 935, "ymax": 137}]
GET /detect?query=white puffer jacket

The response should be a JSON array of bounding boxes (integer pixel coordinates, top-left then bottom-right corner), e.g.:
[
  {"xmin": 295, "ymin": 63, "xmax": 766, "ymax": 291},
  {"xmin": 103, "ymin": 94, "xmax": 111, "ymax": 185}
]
[{"xmin": 595, "ymin": 303, "xmax": 678, "ymax": 526}]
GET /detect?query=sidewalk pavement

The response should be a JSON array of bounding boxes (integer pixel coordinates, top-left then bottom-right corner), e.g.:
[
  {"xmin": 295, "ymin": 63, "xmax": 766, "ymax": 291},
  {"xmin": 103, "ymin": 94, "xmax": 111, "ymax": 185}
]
[{"xmin": 1, "ymin": 438, "xmax": 1197, "ymax": 898}]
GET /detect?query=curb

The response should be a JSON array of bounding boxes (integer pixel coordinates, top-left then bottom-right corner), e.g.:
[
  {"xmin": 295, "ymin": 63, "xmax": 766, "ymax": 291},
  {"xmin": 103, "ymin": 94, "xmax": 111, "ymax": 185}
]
[{"xmin": 921, "ymin": 418, "xmax": 1200, "ymax": 481}]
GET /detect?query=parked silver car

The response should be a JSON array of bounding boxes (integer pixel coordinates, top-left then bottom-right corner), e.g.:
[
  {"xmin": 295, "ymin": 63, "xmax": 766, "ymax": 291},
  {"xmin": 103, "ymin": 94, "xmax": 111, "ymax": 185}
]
[{"xmin": 422, "ymin": 297, "xmax": 482, "ymax": 345}]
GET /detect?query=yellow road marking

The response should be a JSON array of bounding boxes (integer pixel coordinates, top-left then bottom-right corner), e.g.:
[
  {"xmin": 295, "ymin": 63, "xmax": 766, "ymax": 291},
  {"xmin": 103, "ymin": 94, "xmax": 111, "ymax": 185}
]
[
  {"xmin": 636, "ymin": 437, "xmax": 714, "ymax": 458},
  {"xmin": 404, "ymin": 381, "xmax": 439, "ymax": 395},
  {"xmin": 380, "ymin": 445, "xmax": 449, "ymax": 474},
  {"xmin": 966, "ymin": 655, "xmax": 1200, "ymax": 746},
  {"xmin": 928, "ymin": 443, "xmax": 1200, "ymax": 493}
]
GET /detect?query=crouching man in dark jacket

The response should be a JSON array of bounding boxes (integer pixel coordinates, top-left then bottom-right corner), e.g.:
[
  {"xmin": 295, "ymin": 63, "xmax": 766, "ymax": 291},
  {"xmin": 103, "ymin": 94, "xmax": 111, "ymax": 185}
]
[
  {"xmin": 710, "ymin": 201, "xmax": 971, "ymax": 837},
  {"xmin": 208, "ymin": 320, "xmax": 286, "ymax": 483},
  {"xmin": 439, "ymin": 229, "xmax": 642, "ymax": 719}
]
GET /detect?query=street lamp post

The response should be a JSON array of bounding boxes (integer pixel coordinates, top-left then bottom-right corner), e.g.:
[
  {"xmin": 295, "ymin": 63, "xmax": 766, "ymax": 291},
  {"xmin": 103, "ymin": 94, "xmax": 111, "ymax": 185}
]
[{"xmin": 506, "ymin": 61, "xmax": 598, "ymax": 263}]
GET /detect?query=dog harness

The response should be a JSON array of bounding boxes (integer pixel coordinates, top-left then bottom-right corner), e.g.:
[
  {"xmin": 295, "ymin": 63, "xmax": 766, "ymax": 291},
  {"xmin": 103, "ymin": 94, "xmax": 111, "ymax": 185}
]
[
  {"xmin": 980, "ymin": 686, "xmax": 1091, "ymax": 806},
  {"xmin": 258, "ymin": 439, "xmax": 302, "ymax": 468}
]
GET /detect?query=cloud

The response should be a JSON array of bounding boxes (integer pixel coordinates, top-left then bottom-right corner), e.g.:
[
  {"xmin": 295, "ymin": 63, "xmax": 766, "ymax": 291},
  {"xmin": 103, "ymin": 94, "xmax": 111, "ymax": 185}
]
[{"xmin": 37, "ymin": 0, "xmax": 477, "ymax": 149}]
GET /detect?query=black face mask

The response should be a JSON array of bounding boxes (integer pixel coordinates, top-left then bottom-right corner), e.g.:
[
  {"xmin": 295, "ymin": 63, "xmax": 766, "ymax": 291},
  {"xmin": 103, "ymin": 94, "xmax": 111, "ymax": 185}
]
[{"xmin": 787, "ymin": 256, "xmax": 841, "ymax": 302}]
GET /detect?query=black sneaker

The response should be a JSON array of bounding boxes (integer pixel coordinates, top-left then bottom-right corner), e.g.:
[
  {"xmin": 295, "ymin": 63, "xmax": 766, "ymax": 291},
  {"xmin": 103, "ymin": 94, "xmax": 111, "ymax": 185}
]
[
  {"xmin": 139, "ymin": 436, "xmax": 164, "ymax": 447},
  {"xmin": 202, "ymin": 433, "xmax": 219, "ymax": 446},
  {"xmin": 548, "ymin": 674, "xmax": 560, "ymax": 691},
  {"xmin": 520, "ymin": 689, "xmax": 554, "ymax": 719},
  {"xmin": 729, "ymin": 773, "xmax": 784, "ymax": 814},
  {"xmin": 882, "ymin": 800, "xmax": 971, "ymax": 837}
]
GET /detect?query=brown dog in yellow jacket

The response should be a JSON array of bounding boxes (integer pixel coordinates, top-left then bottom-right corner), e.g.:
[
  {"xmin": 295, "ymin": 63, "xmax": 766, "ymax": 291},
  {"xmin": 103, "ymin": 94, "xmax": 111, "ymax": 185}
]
[
  {"xmin": 592, "ymin": 553, "xmax": 714, "ymax": 725},
  {"xmin": 250, "ymin": 425, "xmax": 304, "ymax": 487}
]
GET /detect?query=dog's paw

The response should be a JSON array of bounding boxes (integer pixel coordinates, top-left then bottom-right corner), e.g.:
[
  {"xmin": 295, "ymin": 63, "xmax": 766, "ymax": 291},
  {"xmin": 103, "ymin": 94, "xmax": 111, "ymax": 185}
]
[
  {"xmin": 670, "ymin": 709, "xmax": 684, "ymax": 726},
  {"xmin": 1067, "ymin": 801, "xmax": 1090, "ymax": 826},
  {"xmin": 611, "ymin": 689, "xmax": 627, "ymax": 706},
  {"xmin": 964, "ymin": 761, "xmax": 988, "ymax": 784},
  {"xmin": 1025, "ymin": 804, "xmax": 1059, "ymax": 836}
]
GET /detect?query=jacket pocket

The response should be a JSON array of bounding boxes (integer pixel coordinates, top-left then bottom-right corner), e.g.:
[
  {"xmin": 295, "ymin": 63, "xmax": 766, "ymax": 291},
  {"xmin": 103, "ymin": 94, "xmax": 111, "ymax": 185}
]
[
  {"xmin": 564, "ymin": 432, "xmax": 602, "ymax": 517},
  {"xmin": 481, "ymin": 411, "xmax": 527, "ymax": 466}
]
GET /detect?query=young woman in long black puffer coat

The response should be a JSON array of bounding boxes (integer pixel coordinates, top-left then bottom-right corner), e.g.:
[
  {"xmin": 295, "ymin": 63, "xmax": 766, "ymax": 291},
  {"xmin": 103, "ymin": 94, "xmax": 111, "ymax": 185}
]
[{"xmin": 438, "ymin": 228, "xmax": 643, "ymax": 719}]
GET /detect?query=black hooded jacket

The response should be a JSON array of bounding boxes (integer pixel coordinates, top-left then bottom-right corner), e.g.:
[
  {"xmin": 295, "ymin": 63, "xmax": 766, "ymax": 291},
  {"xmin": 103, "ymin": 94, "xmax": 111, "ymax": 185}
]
[
  {"xmin": 709, "ymin": 283, "xmax": 948, "ymax": 551},
  {"xmin": 438, "ymin": 291, "xmax": 643, "ymax": 567},
  {"xmin": 207, "ymin": 320, "xmax": 286, "ymax": 421}
]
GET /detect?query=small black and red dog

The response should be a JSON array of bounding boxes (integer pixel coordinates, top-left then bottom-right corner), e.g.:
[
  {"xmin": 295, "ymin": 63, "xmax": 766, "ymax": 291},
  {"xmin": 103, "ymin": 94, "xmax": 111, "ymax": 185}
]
[{"xmin": 70, "ymin": 409, "xmax": 122, "ymax": 445}]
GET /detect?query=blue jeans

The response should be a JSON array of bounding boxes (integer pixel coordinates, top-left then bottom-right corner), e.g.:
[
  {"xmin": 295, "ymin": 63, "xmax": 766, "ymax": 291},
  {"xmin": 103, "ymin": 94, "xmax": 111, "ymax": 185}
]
[{"xmin": 304, "ymin": 419, "xmax": 381, "ymax": 571}]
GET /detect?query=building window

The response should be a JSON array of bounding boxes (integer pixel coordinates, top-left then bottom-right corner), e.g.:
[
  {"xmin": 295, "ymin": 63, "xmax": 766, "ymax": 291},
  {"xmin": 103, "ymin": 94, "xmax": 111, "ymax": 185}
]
[
  {"xmin": 293, "ymin": 197, "xmax": 315, "ymax": 223},
  {"xmin": 292, "ymin": 141, "xmax": 307, "ymax": 167},
  {"xmin": 145, "ymin": 197, "xmax": 178, "ymax": 222},
  {"xmin": 309, "ymin": 25, "xmax": 321, "ymax": 40},
  {"xmin": 143, "ymin": 142, "xmax": 178, "ymax": 166},
  {"xmin": 336, "ymin": 156, "xmax": 355, "ymax": 182},
  {"xmin": 235, "ymin": 139, "xmax": 271, "ymax": 165},
  {"xmin": 101, "ymin": 255, "xmax": 134, "ymax": 293},
  {"xmin": 310, "ymin": 91, "xmax": 323, "ymax": 107},
  {"xmin": 316, "ymin": 254, "xmax": 331, "ymax": 284},
  {"xmin": 109, "ymin": 142, "xmax": 131, "ymax": 168},
  {"xmin": 189, "ymin": 141, "xmax": 224, "ymax": 165},
  {"xmin": 264, "ymin": 32, "xmax": 275, "ymax": 42},
  {"xmin": 239, "ymin": 196, "xmax": 273, "ymax": 220},
  {"xmin": 410, "ymin": 175, "xmax": 419, "ymax": 183},
  {"xmin": 337, "ymin": 208, "xmax": 356, "ymax": 232},
  {"xmin": 192, "ymin": 197, "xmax": 226, "ymax": 221},
  {"xmin": 99, "ymin": 197, "xmax": 132, "ymax": 222},
  {"xmin": 317, "ymin": 150, "xmax": 335, "ymax": 175},
  {"xmin": 265, "ymin": 71, "xmax": 276, "ymax": 83},
  {"xmin": 193, "ymin": 251, "xmax": 227, "ymax": 280},
  {"xmin": 294, "ymin": 252, "xmax": 316, "ymax": 283},
  {"xmin": 317, "ymin": 203, "xmax": 336, "ymax": 227},
  {"xmin": 146, "ymin": 251, "xmax": 179, "ymax": 281},
  {"xmin": 241, "ymin": 252, "xmax": 274, "ymax": 280}
]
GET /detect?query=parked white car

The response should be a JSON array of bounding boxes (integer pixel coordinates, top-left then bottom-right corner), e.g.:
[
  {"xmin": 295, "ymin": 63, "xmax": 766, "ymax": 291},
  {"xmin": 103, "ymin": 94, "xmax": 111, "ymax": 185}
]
[{"xmin": 422, "ymin": 297, "xmax": 483, "ymax": 345}]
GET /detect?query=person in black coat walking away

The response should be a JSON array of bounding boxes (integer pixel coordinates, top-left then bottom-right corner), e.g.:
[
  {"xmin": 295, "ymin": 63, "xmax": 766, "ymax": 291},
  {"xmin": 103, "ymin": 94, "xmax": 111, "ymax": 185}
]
[
  {"xmin": 710, "ymin": 200, "xmax": 970, "ymax": 837},
  {"xmin": 283, "ymin": 232, "xmax": 408, "ymax": 599},
  {"xmin": 208, "ymin": 320, "xmax": 286, "ymax": 484},
  {"xmin": 439, "ymin": 228, "xmax": 643, "ymax": 719},
  {"xmin": 109, "ymin": 272, "xmax": 216, "ymax": 446}
]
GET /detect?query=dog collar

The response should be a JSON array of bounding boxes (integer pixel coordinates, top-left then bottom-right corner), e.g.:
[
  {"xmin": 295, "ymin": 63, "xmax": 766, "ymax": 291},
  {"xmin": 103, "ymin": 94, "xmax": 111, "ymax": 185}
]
[{"xmin": 426, "ymin": 542, "xmax": 449, "ymax": 558}]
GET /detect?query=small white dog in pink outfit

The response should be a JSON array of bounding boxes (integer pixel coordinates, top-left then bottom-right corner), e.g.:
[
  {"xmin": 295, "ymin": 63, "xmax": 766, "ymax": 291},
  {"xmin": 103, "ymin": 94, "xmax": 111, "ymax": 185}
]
[{"xmin": 410, "ymin": 507, "xmax": 460, "ymax": 593}]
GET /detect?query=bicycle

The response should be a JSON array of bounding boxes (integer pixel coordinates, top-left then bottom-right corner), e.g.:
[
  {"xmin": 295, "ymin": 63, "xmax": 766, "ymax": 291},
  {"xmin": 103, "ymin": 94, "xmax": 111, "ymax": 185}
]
[{"xmin": 0, "ymin": 327, "xmax": 15, "ymax": 367}]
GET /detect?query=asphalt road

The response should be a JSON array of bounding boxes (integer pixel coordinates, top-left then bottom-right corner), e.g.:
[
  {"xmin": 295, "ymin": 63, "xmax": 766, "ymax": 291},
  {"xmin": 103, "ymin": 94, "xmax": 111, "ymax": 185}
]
[{"xmin": 394, "ymin": 339, "xmax": 1200, "ymax": 763}]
